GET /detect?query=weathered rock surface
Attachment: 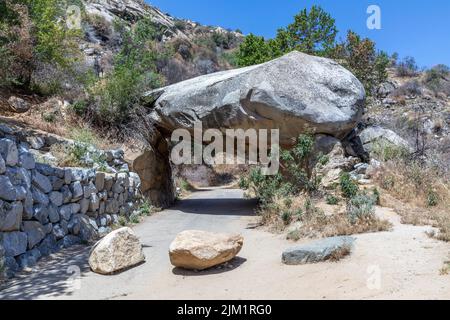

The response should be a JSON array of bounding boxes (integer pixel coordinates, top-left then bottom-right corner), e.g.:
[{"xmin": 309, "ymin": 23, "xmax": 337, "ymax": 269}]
[
  {"xmin": 1, "ymin": 231, "xmax": 27, "ymax": 257},
  {"xmin": 359, "ymin": 126, "xmax": 412, "ymax": 153},
  {"xmin": 7, "ymin": 96, "xmax": 31, "ymax": 113},
  {"xmin": 88, "ymin": 227, "xmax": 145, "ymax": 274},
  {"xmin": 145, "ymin": 51, "xmax": 365, "ymax": 145},
  {"xmin": 169, "ymin": 230, "xmax": 244, "ymax": 270},
  {"xmin": 282, "ymin": 236, "xmax": 355, "ymax": 265}
]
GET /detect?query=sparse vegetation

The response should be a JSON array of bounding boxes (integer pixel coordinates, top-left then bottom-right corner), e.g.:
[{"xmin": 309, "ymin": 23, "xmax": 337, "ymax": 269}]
[
  {"xmin": 339, "ymin": 172, "xmax": 359, "ymax": 199},
  {"xmin": 326, "ymin": 195, "xmax": 339, "ymax": 205},
  {"xmin": 396, "ymin": 56, "xmax": 419, "ymax": 77}
]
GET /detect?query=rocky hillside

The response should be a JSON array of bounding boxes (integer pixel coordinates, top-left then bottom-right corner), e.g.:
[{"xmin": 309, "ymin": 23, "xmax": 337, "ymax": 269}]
[{"xmin": 80, "ymin": 0, "xmax": 243, "ymax": 84}]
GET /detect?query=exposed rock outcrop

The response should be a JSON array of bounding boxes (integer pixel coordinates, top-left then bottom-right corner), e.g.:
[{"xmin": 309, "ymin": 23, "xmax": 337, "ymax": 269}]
[{"xmin": 359, "ymin": 126, "xmax": 412, "ymax": 153}]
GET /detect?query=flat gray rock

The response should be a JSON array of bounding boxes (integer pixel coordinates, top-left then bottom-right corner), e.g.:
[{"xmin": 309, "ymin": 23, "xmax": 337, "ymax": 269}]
[
  {"xmin": 282, "ymin": 236, "xmax": 356, "ymax": 265},
  {"xmin": 144, "ymin": 51, "xmax": 365, "ymax": 145}
]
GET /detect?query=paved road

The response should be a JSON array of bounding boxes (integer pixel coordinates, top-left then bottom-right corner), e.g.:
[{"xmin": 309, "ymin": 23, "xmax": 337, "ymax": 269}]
[
  {"xmin": 1, "ymin": 188, "xmax": 450, "ymax": 300},
  {"xmin": 0, "ymin": 188, "xmax": 260, "ymax": 300}
]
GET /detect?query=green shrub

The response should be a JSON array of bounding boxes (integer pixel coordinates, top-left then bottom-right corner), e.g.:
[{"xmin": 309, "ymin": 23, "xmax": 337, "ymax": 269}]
[
  {"xmin": 138, "ymin": 200, "xmax": 153, "ymax": 216},
  {"xmin": 42, "ymin": 112, "xmax": 56, "ymax": 123},
  {"xmin": 346, "ymin": 193, "xmax": 376, "ymax": 224},
  {"xmin": 326, "ymin": 195, "xmax": 339, "ymax": 205},
  {"xmin": 281, "ymin": 210, "xmax": 293, "ymax": 225},
  {"xmin": 372, "ymin": 187, "xmax": 381, "ymax": 205},
  {"xmin": 89, "ymin": 18, "xmax": 163, "ymax": 127},
  {"xmin": 118, "ymin": 215, "xmax": 127, "ymax": 226},
  {"xmin": 340, "ymin": 172, "xmax": 359, "ymax": 198},
  {"xmin": 71, "ymin": 100, "xmax": 88, "ymax": 116},
  {"xmin": 424, "ymin": 64, "xmax": 450, "ymax": 95},
  {"xmin": 427, "ymin": 190, "xmax": 439, "ymax": 207}
]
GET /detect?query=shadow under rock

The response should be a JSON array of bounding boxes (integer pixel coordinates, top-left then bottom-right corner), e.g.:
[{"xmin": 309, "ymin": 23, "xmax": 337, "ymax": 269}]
[{"xmin": 171, "ymin": 256, "xmax": 247, "ymax": 276}]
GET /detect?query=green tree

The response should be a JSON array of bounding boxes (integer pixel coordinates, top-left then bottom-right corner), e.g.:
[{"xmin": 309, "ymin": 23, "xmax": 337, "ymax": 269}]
[
  {"xmin": 236, "ymin": 34, "xmax": 272, "ymax": 67},
  {"xmin": 277, "ymin": 5, "xmax": 337, "ymax": 55}
]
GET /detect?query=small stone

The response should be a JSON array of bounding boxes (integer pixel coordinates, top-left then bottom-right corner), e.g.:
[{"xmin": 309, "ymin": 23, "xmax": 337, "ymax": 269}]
[
  {"xmin": 49, "ymin": 191, "xmax": 63, "ymax": 206},
  {"xmin": 95, "ymin": 172, "xmax": 105, "ymax": 191},
  {"xmin": 16, "ymin": 248, "xmax": 41, "ymax": 269},
  {"xmin": 37, "ymin": 234, "xmax": 57, "ymax": 256},
  {"xmin": 48, "ymin": 205, "xmax": 60, "ymax": 223},
  {"xmin": 60, "ymin": 235, "xmax": 82, "ymax": 248},
  {"xmin": 6, "ymin": 166, "xmax": 31, "ymax": 188},
  {"xmin": 59, "ymin": 204, "xmax": 73, "ymax": 221},
  {"xmin": 7, "ymin": 96, "xmax": 30, "ymax": 113},
  {"xmin": 22, "ymin": 221, "xmax": 46, "ymax": 249},
  {"xmin": 19, "ymin": 151, "xmax": 35, "ymax": 170},
  {"xmin": 83, "ymin": 182, "xmax": 97, "ymax": 198},
  {"xmin": 43, "ymin": 223, "xmax": 53, "ymax": 234},
  {"xmin": 31, "ymin": 187, "xmax": 49, "ymax": 205},
  {"xmin": 61, "ymin": 185, "xmax": 72, "ymax": 203},
  {"xmin": 27, "ymin": 136, "xmax": 45, "ymax": 150},
  {"xmin": 72, "ymin": 203, "xmax": 81, "ymax": 214},
  {"xmin": 52, "ymin": 224, "xmax": 67, "ymax": 240},
  {"xmin": 105, "ymin": 199, "xmax": 119, "ymax": 214},
  {"xmin": 32, "ymin": 170, "xmax": 52, "ymax": 193},
  {"xmin": 64, "ymin": 168, "xmax": 73, "ymax": 184},
  {"xmin": 80, "ymin": 198, "xmax": 89, "ymax": 214},
  {"xmin": 49, "ymin": 176, "xmax": 64, "ymax": 191},
  {"xmin": 1, "ymin": 231, "xmax": 28, "ymax": 257},
  {"xmin": 0, "ymin": 201, "xmax": 23, "ymax": 231},
  {"xmin": 89, "ymin": 193, "xmax": 100, "ymax": 212},
  {"xmin": 0, "ymin": 153, "xmax": 5, "ymax": 174},
  {"xmin": 0, "ymin": 138, "xmax": 18, "ymax": 166},
  {"xmin": 0, "ymin": 175, "xmax": 17, "ymax": 201},
  {"xmin": 70, "ymin": 181, "xmax": 83, "ymax": 200},
  {"xmin": 23, "ymin": 192, "xmax": 33, "ymax": 220},
  {"xmin": 32, "ymin": 205, "xmax": 49, "ymax": 224},
  {"xmin": 104, "ymin": 175, "xmax": 114, "ymax": 191}
]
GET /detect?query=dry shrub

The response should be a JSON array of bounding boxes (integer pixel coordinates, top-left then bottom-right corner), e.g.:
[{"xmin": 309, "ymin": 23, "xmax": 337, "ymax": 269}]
[
  {"xmin": 329, "ymin": 244, "xmax": 352, "ymax": 262},
  {"xmin": 261, "ymin": 194, "xmax": 391, "ymax": 238},
  {"xmin": 373, "ymin": 160, "xmax": 450, "ymax": 209},
  {"xmin": 0, "ymin": 2, "xmax": 33, "ymax": 87},
  {"xmin": 297, "ymin": 210, "xmax": 391, "ymax": 238}
]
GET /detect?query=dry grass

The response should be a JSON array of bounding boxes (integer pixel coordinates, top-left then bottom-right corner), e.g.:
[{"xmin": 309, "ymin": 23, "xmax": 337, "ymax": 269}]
[
  {"xmin": 373, "ymin": 161, "xmax": 450, "ymax": 242},
  {"xmin": 296, "ymin": 210, "xmax": 392, "ymax": 239},
  {"xmin": 329, "ymin": 245, "xmax": 352, "ymax": 262},
  {"xmin": 439, "ymin": 261, "xmax": 450, "ymax": 276}
]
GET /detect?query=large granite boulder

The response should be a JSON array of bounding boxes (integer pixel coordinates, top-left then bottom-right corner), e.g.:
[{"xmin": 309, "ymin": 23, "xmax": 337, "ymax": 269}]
[
  {"xmin": 88, "ymin": 227, "xmax": 145, "ymax": 274},
  {"xmin": 169, "ymin": 230, "xmax": 244, "ymax": 270},
  {"xmin": 144, "ymin": 51, "xmax": 365, "ymax": 145}
]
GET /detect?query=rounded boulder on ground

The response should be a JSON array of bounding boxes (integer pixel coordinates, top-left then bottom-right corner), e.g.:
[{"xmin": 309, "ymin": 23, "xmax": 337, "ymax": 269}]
[
  {"xmin": 169, "ymin": 230, "xmax": 244, "ymax": 270},
  {"xmin": 88, "ymin": 227, "xmax": 145, "ymax": 275}
]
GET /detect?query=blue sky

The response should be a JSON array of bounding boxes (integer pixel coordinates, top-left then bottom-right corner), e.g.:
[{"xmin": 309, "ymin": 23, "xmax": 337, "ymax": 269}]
[{"xmin": 147, "ymin": 0, "xmax": 450, "ymax": 68}]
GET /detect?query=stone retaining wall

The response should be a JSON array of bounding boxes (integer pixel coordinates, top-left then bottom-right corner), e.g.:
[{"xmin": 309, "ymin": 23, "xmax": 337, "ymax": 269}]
[{"xmin": 0, "ymin": 136, "xmax": 142, "ymax": 279}]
